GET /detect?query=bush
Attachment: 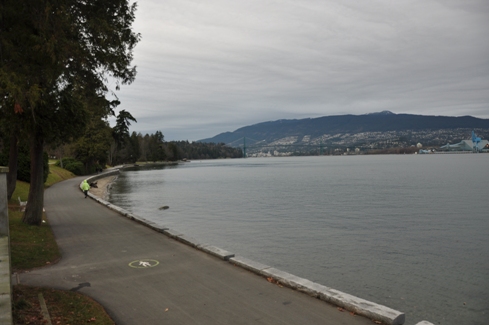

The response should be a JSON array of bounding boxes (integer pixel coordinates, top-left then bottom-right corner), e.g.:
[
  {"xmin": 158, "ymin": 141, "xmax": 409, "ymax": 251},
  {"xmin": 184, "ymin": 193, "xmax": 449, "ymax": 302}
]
[
  {"xmin": 58, "ymin": 157, "xmax": 87, "ymax": 175},
  {"xmin": 64, "ymin": 161, "xmax": 86, "ymax": 176},
  {"xmin": 56, "ymin": 157, "xmax": 78, "ymax": 167},
  {"xmin": 86, "ymin": 163, "xmax": 103, "ymax": 175}
]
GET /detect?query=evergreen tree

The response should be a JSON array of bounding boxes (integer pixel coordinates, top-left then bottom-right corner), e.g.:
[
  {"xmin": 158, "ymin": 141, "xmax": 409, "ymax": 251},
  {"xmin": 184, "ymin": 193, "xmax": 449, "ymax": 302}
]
[
  {"xmin": 0, "ymin": 0, "xmax": 140, "ymax": 225},
  {"xmin": 73, "ymin": 117, "xmax": 113, "ymax": 173}
]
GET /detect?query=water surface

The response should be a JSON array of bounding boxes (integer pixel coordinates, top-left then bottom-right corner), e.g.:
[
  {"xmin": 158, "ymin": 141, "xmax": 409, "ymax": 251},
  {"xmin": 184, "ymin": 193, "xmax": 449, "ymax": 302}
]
[{"xmin": 109, "ymin": 155, "xmax": 489, "ymax": 325}]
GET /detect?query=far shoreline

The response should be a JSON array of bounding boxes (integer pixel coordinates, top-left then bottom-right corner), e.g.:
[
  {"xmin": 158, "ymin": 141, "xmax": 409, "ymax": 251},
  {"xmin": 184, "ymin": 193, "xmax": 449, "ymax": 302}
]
[{"xmin": 88, "ymin": 161, "xmax": 181, "ymax": 199}]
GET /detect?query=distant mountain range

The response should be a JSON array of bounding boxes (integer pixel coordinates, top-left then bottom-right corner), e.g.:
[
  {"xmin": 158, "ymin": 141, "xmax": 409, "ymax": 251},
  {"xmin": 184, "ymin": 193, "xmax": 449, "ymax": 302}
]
[{"xmin": 199, "ymin": 111, "xmax": 489, "ymax": 155}]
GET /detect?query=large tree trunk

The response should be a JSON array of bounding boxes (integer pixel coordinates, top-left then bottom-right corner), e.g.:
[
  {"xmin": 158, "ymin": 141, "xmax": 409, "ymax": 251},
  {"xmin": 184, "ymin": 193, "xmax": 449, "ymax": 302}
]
[
  {"xmin": 7, "ymin": 131, "xmax": 19, "ymax": 200},
  {"xmin": 22, "ymin": 132, "xmax": 45, "ymax": 226}
]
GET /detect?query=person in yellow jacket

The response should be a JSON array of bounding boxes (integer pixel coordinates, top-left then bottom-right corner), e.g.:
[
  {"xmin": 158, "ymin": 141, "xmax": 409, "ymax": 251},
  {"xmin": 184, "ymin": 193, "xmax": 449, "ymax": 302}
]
[{"xmin": 81, "ymin": 179, "xmax": 90, "ymax": 198}]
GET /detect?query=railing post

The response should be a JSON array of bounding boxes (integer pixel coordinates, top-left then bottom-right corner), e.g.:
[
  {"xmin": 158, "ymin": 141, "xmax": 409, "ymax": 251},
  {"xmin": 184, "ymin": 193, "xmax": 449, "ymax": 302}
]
[{"xmin": 0, "ymin": 166, "xmax": 13, "ymax": 325}]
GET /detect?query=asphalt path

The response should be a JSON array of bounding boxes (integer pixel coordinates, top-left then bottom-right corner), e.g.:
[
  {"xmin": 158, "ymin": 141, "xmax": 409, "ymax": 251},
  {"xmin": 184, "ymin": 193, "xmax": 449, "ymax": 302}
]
[{"xmin": 18, "ymin": 176, "xmax": 373, "ymax": 325}]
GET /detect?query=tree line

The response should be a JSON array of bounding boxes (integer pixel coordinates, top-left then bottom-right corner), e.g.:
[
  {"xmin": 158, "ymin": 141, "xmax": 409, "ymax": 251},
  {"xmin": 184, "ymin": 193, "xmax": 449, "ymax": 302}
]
[
  {"xmin": 0, "ymin": 1, "xmax": 240, "ymax": 226},
  {"xmin": 0, "ymin": 0, "xmax": 140, "ymax": 225},
  {"xmin": 44, "ymin": 130, "xmax": 242, "ymax": 175},
  {"xmin": 113, "ymin": 132, "xmax": 243, "ymax": 163}
]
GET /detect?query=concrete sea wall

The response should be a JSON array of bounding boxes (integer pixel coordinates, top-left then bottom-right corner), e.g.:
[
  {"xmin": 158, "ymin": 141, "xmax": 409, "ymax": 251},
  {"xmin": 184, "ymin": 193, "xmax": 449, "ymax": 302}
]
[{"xmin": 84, "ymin": 168, "xmax": 435, "ymax": 325}]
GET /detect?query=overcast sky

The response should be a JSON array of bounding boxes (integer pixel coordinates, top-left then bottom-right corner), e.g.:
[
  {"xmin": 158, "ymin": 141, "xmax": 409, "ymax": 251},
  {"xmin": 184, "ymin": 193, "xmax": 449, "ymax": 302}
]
[{"xmin": 112, "ymin": 0, "xmax": 489, "ymax": 141}]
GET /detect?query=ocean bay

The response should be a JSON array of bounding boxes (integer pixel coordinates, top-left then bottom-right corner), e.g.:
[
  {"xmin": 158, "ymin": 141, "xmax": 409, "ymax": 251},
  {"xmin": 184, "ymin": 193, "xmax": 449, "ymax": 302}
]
[{"xmin": 108, "ymin": 154, "xmax": 489, "ymax": 325}]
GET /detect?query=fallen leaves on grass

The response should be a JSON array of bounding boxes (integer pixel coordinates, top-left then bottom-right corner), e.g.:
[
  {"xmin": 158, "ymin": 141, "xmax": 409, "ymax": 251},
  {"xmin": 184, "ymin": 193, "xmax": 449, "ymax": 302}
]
[{"xmin": 13, "ymin": 285, "xmax": 114, "ymax": 325}]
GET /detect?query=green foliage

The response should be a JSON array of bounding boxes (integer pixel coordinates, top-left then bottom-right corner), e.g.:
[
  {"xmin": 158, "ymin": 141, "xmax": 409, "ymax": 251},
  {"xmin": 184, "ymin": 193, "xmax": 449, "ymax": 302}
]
[
  {"xmin": 55, "ymin": 157, "xmax": 78, "ymax": 168},
  {"xmin": 170, "ymin": 141, "xmax": 243, "ymax": 160},
  {"xmin": 9, "ymin": 167, "xmax": 112, "ymax": 324},
  {"xmin": 72, "ymin": 117, "xmax": 112, "ymax": 172},
  {"xmin": 8, "ymin": 180, "xmax": 29, "ymax": 205},
  {"xmin": 113, "ymin": 110, "xmax": 137, "ymax": 146},
  {"xmin": 146, "ymin": 131, "xmax": 167, "ymax": 162},
  {"xmin": 1, "ymin": 0, "xmax": 140, "ymax": 224},
  {"xmin": 167, "ymin": 142, "xmax": 182, "ymax": 161},
  {"xmin": 141, "ymin": 133, "xmax": 243, "ymax": 161},
  {"xmin": 45, "ymin": 164, "xmax": 75, "ymax": 187},
  {"xmin": 65, "ymin": 161, "xmax": 86, "ymax": 176},
  {"xmin": 56, "ymin": 157, "xmax": 85, "ymax": 175},
  {"xmin": 107, "ymin": 130, "xmax": 242, "ymax": 164},
  {"xmin": 12, "ymin": 143, "xmax": 49, "ymax": 183},
  {"xmin": 9, "ymin": 209, "xmax": 60, "ymax": 271}
]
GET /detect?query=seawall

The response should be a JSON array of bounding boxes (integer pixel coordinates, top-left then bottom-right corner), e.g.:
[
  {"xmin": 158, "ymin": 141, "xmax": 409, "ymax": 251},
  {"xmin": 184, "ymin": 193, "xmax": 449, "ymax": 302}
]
[{"xmin": 83, "ymin": 167, "xmax": 435, "ymax": 325}]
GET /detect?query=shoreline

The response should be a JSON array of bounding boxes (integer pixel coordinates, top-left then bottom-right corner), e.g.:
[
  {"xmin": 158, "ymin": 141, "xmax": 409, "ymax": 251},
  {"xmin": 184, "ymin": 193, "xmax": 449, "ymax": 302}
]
[
  {"xmin": 81, "ymin": 168, "xmax": 414, "ymax": 325},
  {"xmin": 88, "ymin": 162, "xmax": 179, "ymax": 199},
  {"xmin": 88, "ymin": 175, "xmax": 117, "ymax": 200}
]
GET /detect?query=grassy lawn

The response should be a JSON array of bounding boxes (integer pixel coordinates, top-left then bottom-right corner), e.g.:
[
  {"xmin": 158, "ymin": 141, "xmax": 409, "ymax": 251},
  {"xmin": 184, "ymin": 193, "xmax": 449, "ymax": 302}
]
[
  {"xmin": 9, "ymin": 164, "xmax": 115, "ymax": 325},
  {"xmin": 9, "ymin": 180, "xmax": 29, "ymax": 206},
  {"xmin": 9, "ymin": 209, "xmax": 60, "ymax": 271}
]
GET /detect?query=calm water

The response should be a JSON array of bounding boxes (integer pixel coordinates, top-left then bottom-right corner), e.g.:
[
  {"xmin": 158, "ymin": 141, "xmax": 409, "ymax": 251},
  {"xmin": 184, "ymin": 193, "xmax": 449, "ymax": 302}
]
[{"xmin": 109, "ymin": 155, "xmax": 489, "ymax": 325}]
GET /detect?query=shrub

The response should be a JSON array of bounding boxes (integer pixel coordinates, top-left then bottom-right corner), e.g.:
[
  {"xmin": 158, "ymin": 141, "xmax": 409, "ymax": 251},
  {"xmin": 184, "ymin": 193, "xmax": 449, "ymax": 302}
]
[
  {"xmin": 56, "ymin": 157, "xmax": 78, "ymax": 167},
  {"xmin": 64, "ymin": 161, "xmax": 85, "ymax": 176}
]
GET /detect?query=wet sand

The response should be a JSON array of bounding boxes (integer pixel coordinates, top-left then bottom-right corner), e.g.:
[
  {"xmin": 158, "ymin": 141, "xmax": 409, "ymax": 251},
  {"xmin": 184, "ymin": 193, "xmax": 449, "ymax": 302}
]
[{"xmin": 89, "ymin": 176, "xmax": 117, "ymax": 200}]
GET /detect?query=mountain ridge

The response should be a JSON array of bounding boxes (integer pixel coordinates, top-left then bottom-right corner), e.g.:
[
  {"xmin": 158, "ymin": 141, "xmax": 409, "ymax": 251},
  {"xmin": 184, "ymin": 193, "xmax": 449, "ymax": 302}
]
[{"xmin": 199, "ymin": 112, "xmax": 489, "ymax": 150}]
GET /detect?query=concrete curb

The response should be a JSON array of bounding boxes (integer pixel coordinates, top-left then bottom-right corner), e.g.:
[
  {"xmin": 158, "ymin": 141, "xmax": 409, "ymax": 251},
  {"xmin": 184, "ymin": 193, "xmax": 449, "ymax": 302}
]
[
  {"xmin": 318, "ymin": 288, "xmax": 405, "ymax": 325},
  {"xmin": 83, "ymin": 170, "xmax": 406, "ymax": 325},
  {"xmin": 230, "ymin": 259, "xmax": 405, "ymax": 325},
  {"xmin": 229, "ymin": 256, "xmax": 271, "ymax": 275},
  {"xmin": 199, "ymin": 245, "xmax": 235, "ymax": 261},
  {"xmin": 84, "ymin": 169, "xmax": 120, "ymax": 184}
]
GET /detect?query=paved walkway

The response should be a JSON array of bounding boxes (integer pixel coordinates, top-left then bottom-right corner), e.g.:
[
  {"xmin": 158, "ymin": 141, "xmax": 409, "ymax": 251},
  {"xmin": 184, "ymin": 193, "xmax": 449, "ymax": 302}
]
[{"xmin": 18, "ymin": 177, "xmax": 373, "ymax": 325}]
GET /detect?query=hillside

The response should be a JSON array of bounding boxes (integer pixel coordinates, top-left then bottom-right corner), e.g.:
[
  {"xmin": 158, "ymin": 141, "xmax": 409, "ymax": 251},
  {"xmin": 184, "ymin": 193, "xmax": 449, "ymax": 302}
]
[{"xmin": 199, "ymin": 111, "xmax": 489, "ymax": 155}]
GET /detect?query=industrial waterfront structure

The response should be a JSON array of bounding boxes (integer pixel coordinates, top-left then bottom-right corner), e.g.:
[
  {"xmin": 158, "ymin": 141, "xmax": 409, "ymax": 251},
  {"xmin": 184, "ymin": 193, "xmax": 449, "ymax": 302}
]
[{"xmin": 439, "ymin": 131, "xmax": 488, "ymax": 152}]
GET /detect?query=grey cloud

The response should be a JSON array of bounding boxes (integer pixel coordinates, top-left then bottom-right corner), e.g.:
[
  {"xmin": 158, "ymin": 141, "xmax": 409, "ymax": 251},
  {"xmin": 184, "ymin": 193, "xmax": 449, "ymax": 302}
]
[{"xmin": 115, "ymin": 0, "xmax": 489, "ymax": 140}]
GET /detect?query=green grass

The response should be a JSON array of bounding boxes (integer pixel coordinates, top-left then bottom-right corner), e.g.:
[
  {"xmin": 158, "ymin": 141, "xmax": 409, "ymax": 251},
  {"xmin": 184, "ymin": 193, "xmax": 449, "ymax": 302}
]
[
  {"xmin": 9, "ymin": 209, "xmax": 60, "ymax": 271},
  {"xmin": 9, "ymin": 164, "xmax": 114, "ymax": 324},
  {"xmin": 9, "ymin": 164, "xmax": 75, "ymax": 271},
  {"xmin": 45, "ymin": 164, "xmax": 75, "ymax": 187},
  {"xmin": 9, "ymin": 164, "xmax": 74, "ymax": 271},
  {"xmin": 8, "ymin": 164, "xmax": 74, "ymax": 206},
  {"xmin": 9, "ymin": 181, "xmax": 29, "ymax": 206}
]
